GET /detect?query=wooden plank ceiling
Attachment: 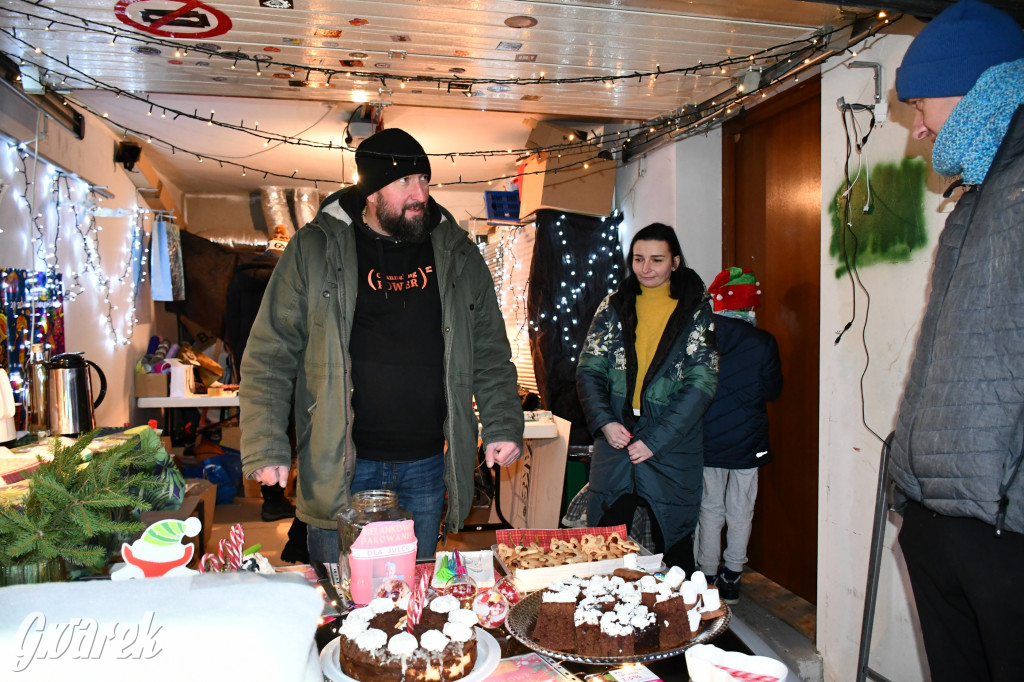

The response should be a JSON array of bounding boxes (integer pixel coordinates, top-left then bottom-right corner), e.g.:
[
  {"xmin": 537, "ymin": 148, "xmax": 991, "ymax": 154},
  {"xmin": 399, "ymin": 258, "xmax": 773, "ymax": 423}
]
[{"xmin": 0, "ymin": 1, "xmax": 901, "ymax": 193}]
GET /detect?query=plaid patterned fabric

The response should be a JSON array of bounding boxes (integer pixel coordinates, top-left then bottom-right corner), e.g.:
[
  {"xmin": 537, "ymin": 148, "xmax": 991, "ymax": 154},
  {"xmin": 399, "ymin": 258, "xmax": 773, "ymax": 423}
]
[
  {"xmin": 496, "ymin": 524, "xmax": 629, "ymax": 548},
  {"xmin": 559, "ymin": 483, "xmax": 654, "ymax": 550}
]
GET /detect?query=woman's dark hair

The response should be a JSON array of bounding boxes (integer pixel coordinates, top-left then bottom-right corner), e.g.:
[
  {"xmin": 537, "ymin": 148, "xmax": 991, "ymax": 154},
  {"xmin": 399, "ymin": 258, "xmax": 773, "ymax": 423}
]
[{"xmin": 622, "ymin": 222, "xmax": 688, "ymax": 298}]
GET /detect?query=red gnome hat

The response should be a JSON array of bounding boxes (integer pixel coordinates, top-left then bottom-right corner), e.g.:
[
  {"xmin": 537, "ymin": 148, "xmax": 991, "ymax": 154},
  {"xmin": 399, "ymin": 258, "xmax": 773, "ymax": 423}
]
[{"xmin": 708, "ymin": 267, "xmax": 760, "ymax": 311}]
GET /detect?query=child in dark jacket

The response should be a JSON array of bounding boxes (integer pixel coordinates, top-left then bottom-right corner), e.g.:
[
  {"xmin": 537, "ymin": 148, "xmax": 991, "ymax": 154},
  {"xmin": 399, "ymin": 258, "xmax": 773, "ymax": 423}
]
[{"xmin": 696, "ymin": 267, "xmax": 782, "ymax": 603}]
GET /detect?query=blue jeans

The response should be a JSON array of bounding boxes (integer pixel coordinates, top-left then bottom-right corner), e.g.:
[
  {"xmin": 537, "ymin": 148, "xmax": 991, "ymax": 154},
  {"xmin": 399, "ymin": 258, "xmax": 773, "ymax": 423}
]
[{"xmin": 306, "ymin": 453, "xmax": 446, "ymax": 563}]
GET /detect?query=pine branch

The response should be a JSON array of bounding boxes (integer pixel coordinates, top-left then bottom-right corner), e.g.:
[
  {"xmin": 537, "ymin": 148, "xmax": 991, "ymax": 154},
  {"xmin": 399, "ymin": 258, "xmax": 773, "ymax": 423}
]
[{"xmin": 0, "ymin": 430, "xmax": 173, "ymax": 570}]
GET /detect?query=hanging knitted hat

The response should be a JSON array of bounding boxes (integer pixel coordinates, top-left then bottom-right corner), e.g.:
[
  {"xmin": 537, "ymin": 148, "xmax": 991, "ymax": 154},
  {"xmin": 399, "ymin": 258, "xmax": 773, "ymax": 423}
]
[{"xmin": 708, "ymin": 267, "xmax": 761, "ymax": 311}]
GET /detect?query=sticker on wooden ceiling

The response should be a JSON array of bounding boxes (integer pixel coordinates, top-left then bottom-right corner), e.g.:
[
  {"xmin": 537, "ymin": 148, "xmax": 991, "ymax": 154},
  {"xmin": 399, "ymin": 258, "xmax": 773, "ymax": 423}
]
[
  {"xmin": 195, "ymin": 42, "xmax": 221, "ymax": 51},
  {"xmin": 195, "ymin": 61, "xmax": 210, "ymax": 67},
  {"xmin": 131, "ymin": 46, "xmax": 162, "ymax": 56},
  {"xmin": 281, "ymin": 38, "xmax": 303, "ymax": 46},
  {"xmin": 273, "ymin": 72, "xmax": 291, "ymax": 79},
  {"xmin": 349, "ymin": 18, "xmax": 369, "ymax": 27},
  {"xmin": 114, "ymin": 0, "xmax": 233, "ymax": 39},
  {"xmin": 496, "ymin": 41, "xmax": 522, "ymax": 51},
  {"xmin": 316, "ymin": 28, "xmax": 342, "ymax": 38},
  {"xmin": 259, "ymin": 0, "xmax": 292, "ymax": 7},
  {"xmin": 453, "ymin": 50, "xmax": 469, "ymax": 58},
  {"xmin": 391, "ymin": 35, "xmax": 410, "ymax": 42},
  {"xmin": 167, "ymin": 59, "xmax": 183, "ymax": 65},
  {"xmin": 341, "ymin": 60, "xmax": 364, "ymax": 68},
  {"xmin": 515, "ymin": 54, "xmax": 537, "ymax": 62},
  {"xmin": 264, "ymin": 46, "xmax": 281, "ymax": 52}
]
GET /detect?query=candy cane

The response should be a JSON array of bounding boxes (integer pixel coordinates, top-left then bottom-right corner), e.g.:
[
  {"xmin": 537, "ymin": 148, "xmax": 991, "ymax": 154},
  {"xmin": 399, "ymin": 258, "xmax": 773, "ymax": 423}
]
[
  {"xmin": 200, "ymin": 553, "xmax": 224, "ymax": 573},
  {"xmin": 226, "ymin": 524, "xmax": 245, "ymax": 570},
  {"xmin": 407, "ymin": 570, "xmax": 430, "ymax": 633}
]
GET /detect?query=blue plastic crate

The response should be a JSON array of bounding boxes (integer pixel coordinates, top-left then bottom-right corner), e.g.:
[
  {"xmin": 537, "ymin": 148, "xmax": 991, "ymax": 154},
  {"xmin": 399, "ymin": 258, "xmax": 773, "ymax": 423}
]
[{"xmin": 485, "ymin": 190, "xmax": 520, "ymax": 220}]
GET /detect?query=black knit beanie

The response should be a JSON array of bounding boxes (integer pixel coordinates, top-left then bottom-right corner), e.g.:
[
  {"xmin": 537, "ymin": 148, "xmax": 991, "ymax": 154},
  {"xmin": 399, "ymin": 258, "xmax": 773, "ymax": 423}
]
[{"xmin": 355, "ymin": 128, "xmax": 431, "ymax": 197}]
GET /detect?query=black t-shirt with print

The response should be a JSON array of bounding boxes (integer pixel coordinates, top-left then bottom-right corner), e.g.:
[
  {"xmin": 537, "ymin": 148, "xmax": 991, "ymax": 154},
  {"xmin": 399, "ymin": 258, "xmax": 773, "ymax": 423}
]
[{"xmin": 350, "ymin": 218, "xmax": 446, "ymax": 462}]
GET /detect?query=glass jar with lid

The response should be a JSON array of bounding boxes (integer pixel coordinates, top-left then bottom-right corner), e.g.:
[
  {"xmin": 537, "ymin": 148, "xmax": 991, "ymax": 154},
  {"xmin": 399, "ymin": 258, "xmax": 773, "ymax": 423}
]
[{"xmin": 337, "ymin": 489, "xmax": 416, "ymax": 606}]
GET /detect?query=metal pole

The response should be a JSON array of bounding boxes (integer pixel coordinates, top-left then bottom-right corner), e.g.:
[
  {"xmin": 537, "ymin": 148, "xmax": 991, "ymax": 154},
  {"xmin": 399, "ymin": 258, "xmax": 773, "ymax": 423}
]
[{"xmin": 856, "ymin": 433, "xmax": 895, "ymax": 682}]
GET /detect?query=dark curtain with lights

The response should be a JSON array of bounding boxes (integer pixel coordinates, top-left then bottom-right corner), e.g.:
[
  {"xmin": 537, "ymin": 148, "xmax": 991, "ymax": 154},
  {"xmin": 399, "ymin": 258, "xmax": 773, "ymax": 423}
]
[{"xmin": 527, "ymin": 209, "xmax": 624, "ymax": 445}]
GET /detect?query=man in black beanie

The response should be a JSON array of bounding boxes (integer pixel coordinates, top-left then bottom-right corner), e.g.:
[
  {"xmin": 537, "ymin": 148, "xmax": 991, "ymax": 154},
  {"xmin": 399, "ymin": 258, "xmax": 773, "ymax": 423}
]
[
  {"xmin": 239, "ymin": 128, "xmax": 523, "ymax": 563},
  {"xmin": 888, "ymin": 1, "xmax": 1024, "ymax": 679}
]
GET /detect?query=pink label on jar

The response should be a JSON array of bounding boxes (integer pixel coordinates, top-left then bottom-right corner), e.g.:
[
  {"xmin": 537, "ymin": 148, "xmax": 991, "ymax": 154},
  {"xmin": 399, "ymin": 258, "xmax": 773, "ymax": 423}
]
[{"xmin": 349, "ymin": 519, "xmax": 417, "ymax": 605}]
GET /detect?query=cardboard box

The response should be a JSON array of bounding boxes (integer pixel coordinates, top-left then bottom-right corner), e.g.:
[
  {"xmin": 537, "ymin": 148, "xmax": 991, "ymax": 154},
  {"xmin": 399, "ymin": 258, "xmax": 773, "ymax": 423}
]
[
  {"xmin": 219, "ymin": 425, "xmax": 241, "ymax": 451},
  {"xmin": 184, "ymin": 478, "xmax": 217, "ymax": 541},
  {"xmin": 519, "ymin": 120, "xmax": 617, "ymax": 218},
  {"xmin": 493, "ymin": 525, "xmax": 662, "ymax": 592},
  {"xmin": 135, "ymin": 372, "xmax": 169, "ymax": 398},
  {"xmin": 243, "ymin": 478, "xmax": 263, "ymax": 499}
]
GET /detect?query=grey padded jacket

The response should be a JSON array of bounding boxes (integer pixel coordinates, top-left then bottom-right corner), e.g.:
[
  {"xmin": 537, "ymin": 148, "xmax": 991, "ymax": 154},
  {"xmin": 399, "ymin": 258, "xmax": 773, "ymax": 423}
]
[{"xmin": 889, "ymin": 106, "xmax": 1024, "ymax": 535}]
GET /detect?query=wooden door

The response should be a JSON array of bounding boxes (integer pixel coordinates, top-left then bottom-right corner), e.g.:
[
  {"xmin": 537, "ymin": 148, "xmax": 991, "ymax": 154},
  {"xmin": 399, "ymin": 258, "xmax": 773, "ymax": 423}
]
[{"xmin": 722, "ymin": 78, "xmax": 820, "ymax": 604}]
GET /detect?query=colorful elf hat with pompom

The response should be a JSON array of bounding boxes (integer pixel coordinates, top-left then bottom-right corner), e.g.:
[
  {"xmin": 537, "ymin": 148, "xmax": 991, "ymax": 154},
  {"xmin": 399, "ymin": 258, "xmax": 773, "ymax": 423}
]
[{"xmin": 708, "ymin": 267, "xmax": 760, "ymax": 311}]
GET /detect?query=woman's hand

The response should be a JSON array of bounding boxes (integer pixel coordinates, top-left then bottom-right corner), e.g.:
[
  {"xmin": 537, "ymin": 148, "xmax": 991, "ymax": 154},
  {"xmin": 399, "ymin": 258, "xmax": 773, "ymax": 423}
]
[
  {"xmin": 601, "ymin": 422, "xmax": 633, "ymax": 449},
  {"xmin": 626, "ymin": 440, "xmax": 654, "ymax": 464}
]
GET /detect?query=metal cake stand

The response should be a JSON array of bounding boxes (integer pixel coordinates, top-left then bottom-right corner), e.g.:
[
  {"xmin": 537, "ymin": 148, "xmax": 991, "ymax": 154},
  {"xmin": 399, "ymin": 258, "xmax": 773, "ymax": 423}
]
[{"xmin": 504, "ymin": 590, "xmax": 731, "ymax": 665}]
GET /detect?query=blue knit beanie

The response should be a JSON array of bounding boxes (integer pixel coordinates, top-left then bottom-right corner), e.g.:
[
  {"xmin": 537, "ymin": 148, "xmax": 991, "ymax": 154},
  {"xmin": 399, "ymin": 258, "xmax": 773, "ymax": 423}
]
[{"xmin": 896, "ymin": 0, "xmax": 1024, "ymax": 101}]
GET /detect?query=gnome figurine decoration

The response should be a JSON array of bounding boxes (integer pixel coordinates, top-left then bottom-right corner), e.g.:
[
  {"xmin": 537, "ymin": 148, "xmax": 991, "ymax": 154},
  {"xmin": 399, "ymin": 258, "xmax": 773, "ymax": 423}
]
[{"xmin": 111, "ymin": 517, "xmax": 202, "ymax": 580}]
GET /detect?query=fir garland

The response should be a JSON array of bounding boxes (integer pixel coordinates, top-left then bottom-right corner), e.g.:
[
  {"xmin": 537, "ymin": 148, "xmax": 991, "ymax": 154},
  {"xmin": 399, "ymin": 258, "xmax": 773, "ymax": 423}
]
[{"xmin": 0, "ymin": 430, "xmax": 165, "ymax": 572}]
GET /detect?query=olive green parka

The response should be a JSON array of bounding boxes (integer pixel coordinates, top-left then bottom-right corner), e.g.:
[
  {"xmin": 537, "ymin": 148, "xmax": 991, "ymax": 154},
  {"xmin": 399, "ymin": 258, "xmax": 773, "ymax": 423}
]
[{"xmin": 239, "ymin": 186, "xmax": 523, "ymax": 533}]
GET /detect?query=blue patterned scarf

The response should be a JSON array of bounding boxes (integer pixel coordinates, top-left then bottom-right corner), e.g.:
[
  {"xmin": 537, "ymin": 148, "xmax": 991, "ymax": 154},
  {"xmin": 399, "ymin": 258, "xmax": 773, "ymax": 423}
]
[{"xmin": 932, "ymin": 58, "xmax": 1024, "ymax": 184}]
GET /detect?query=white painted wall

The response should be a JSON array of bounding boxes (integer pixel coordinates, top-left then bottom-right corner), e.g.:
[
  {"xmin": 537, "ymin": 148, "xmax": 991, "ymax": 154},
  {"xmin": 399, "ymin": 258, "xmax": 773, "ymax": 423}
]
[
  {"xmin": 614, "ymin": 131, "xmax": 723, "ymax": 285},
  {"xmin": 817, "ymin": 22, "xmax": 935, "ymax": 682},
  {"xmin": 608, "ymin": 22, "xmax": 941, "ymax": 681},
  {"xmin": 0, "ymin": 97, "xmax": 172, "ymax": 430}
]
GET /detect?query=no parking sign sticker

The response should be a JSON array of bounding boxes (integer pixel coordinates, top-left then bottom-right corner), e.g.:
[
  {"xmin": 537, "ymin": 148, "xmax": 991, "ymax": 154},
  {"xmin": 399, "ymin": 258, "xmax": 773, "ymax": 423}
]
[{"xmin": 114, "ymin": 0, "xmax": 233, "ymax": 39}]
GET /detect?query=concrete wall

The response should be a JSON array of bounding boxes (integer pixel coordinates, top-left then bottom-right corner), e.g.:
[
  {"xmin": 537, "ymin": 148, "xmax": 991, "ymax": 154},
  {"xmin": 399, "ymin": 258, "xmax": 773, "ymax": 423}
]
[{"xmin": 0, "ymin": 93, "xmax": 174, "ymax": 430}]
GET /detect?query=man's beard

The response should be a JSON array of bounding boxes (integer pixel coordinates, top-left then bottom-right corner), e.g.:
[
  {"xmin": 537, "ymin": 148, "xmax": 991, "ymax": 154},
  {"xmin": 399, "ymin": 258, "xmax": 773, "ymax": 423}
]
[{"xmin": 374, "ymin": 197, "xmax": 429, "ymax": 243}]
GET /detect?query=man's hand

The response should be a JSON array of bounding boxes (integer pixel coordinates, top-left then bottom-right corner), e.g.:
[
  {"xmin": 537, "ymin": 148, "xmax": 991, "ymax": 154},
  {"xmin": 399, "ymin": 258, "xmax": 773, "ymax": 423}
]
[
  {"xmin": 251, "ymin": 465, "xmax": 289, "ymax": 487},
  {"xmin": 484, "ymin": 441, "xmax": 522, "ymax": 468}
]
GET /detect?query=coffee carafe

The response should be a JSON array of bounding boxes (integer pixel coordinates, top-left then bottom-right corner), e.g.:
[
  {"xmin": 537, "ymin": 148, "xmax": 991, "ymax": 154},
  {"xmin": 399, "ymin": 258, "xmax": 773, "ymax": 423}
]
[{"xmin": 47, "ymin": 352, "xmax": 107, "ymax": 436}]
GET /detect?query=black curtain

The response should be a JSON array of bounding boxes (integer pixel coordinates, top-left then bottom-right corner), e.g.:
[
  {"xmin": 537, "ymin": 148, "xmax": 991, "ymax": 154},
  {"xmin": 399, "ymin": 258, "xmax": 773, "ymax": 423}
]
[{"xmin": 527, "ymin": 209, "xmax": 624, "ymax": 445}]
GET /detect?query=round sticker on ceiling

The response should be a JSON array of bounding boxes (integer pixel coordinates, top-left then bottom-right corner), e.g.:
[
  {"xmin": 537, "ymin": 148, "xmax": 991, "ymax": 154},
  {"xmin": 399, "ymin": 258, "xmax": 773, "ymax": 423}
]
[
  {"xmin": 114, "ymin": 0, "xmax": 233, "ymax": 39},
  {"xmin": 131, "ymin": 46, "xmax": 163, "ymax": 56},
  {"xmin": 194, "ymin": 42, "xmax": 221, "ymax": 51}
]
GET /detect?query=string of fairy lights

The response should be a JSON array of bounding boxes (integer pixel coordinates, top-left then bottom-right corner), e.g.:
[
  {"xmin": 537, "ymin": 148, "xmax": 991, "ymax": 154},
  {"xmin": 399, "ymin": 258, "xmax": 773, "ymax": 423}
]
[
  {"xmin": 0, "ymin": 5, "xmax": 897, "ymax": 188},
  {"xmin": 3, "ymin": 2, "xmax": 884, "ymax": 92},
  {"xmin": 479, "ymin": 212, "xmax": 624, "ymax": 371},
  {"xmin": 0, "ymin": 2, "xmax": 894, "ymax": 353},
  {"xmin": 5, "ymin": 135, "xmax": 149, "ymax": 347}
]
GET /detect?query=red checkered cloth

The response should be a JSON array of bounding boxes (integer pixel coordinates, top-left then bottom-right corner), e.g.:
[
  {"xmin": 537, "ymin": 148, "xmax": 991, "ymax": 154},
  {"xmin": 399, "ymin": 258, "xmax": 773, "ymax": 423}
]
[
  {"xmin": 716, "ymin": 665, "xmax": 780, "ymax": 682},
  {"xmin": 496, "ymin": 525, "xmax": 629, "ymax": 547}
]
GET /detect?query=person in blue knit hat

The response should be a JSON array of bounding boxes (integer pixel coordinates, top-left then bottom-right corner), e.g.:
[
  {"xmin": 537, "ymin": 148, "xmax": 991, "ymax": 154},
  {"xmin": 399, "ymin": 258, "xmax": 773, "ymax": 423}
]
[{"xmin": 888, "ymin": 1, "xmax": 1024, "ymax": 680}]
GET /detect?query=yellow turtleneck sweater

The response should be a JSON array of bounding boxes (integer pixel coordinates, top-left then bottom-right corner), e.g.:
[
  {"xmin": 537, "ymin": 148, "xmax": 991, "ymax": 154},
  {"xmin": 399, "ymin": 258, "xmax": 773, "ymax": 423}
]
[{"xmin": 632, "ymin": 282, "xmax": 676, "ymax": 409}]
